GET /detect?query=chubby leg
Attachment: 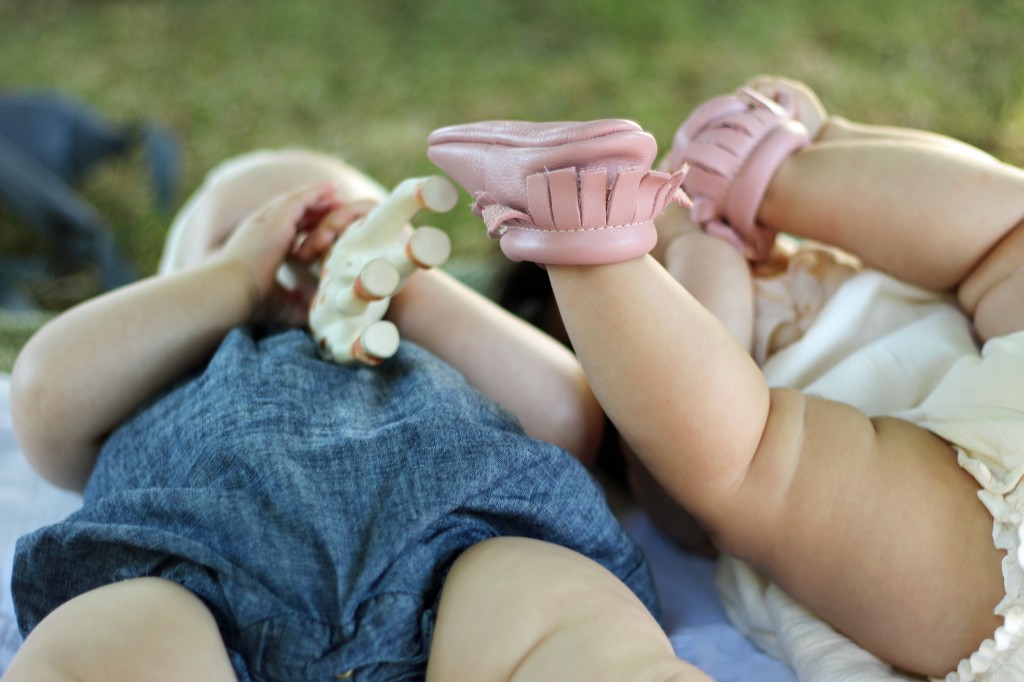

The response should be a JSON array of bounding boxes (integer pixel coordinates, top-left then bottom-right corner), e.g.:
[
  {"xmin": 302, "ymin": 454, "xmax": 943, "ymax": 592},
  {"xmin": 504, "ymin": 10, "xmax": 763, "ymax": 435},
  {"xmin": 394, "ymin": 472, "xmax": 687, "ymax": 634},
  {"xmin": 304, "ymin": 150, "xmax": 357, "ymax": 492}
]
[
  {"xmin": 760, "ymin": 125, "xmax": 1024, "ymax": 342},
  {"xmin": 750, "ymin": 75, "xmax": 999, "ymax": 160},
  {"xmin": 546, "ymin": 258, "xmax": 1003, "ymax": 677},
  {"xmin": 748, "ymin": 78, "xmax": 1024, "ymax": 340},
  {"xmin": 821, "ymin": 116, "xmax": 1001, "ymax": 160},
  {"xmin": 548, "ymin": 259, "xmax": 767, "ymax": 512},
  {"xmin": 641, "ymin": 205, "xmax": 753, "ymax": 553},
  {"xmin": 656, "ymin": 202, "xmax": 754, "ymax": 353},
  {"xmin": 2, "ymin": 578, "xmax": 236, "ymax": 682},
  {"xmin": 427, "ymin": 117, "xmax": 1005, "ymax": 675},
  {"xmin": 683, "ymin": 76, "xmax": 1024, "ymax": 340},
  {"xmin": 427, "ymin": 537, "xmax": 709, "ymax": 682},
  {"xmin": 624, "ymin": 440, "xmax": 718, "ymax": 558},
  {"xmin": 759, "ymin": 135, "xmax": 1024, "ymax": 291}
]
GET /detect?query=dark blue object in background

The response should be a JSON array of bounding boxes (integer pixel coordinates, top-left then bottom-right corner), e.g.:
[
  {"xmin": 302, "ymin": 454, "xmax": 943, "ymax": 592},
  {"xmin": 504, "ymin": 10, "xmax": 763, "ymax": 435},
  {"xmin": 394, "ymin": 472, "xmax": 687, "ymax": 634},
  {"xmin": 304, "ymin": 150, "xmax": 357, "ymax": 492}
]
[{"xmin": 0, "ymin": 92, "xmax": 179, "ymax": 308}]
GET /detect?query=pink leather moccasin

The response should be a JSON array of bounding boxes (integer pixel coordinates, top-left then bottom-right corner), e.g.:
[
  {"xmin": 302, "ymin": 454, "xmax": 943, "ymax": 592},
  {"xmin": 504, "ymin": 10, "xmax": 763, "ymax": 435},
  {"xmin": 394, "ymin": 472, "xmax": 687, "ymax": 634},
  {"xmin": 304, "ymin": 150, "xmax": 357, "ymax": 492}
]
[
  {"xmin": 667, "ymin": 88, "xmax": 810, "ymax": 261},
  {"xmin": 428, "ymin": 119, "xmax": 687, "ymax": 265}
]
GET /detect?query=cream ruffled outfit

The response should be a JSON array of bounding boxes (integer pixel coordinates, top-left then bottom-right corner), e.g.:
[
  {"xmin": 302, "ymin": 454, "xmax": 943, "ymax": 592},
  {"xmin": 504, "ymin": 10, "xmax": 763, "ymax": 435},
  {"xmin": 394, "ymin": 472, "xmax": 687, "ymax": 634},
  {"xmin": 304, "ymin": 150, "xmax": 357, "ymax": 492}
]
[{"xmin": 719, "ymin": 265, "xmax": 1024, "ymax": 681}]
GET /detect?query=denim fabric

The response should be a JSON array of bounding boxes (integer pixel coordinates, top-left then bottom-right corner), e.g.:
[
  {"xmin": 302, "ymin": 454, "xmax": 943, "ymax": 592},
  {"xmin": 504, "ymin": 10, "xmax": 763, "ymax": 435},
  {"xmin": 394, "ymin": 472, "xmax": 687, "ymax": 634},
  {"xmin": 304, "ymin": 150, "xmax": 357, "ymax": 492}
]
[{"xmin": 12, "ymin": 328, "xmax": 657, "ymax": 681}]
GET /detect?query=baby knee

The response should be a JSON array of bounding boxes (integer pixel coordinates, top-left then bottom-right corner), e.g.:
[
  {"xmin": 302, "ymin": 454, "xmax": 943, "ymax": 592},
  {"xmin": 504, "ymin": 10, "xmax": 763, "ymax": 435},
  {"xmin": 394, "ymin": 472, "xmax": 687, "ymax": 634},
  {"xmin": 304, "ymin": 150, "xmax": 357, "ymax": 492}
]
[
  {"xmin": 963, "ymin": 265, "xmax": 1024, "ymax": 341},
  {"xmin": 432, "ymin": 538, "xmax": 695, "ymax": 682},
  {"xmin": 958, "ymin": 218, "xmax": 1024, "ymax": 337},
  {"xmin": 6, "ymin": 579, "xmax": 235, "ymax": 682}
]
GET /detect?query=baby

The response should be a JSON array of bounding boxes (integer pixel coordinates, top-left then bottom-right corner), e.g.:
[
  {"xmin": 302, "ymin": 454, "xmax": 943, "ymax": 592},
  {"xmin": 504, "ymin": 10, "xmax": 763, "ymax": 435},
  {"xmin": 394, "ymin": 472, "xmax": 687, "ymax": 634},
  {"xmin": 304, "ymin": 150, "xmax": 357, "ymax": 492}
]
[
  {"xmin": 427, "ymin": 76, "xmax": 1024, "ymax": 680},
  {"xmin": 4, "ymin": 149, "xmax": 708, "ymax": 681}
]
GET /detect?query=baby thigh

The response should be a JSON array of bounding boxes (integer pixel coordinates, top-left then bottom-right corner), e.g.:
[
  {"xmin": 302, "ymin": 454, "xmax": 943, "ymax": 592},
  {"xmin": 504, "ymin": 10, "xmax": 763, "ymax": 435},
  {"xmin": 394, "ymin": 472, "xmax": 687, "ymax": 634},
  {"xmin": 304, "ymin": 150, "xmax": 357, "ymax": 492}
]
[
  {"xmin": 426, "ymin": 537, "xmax": 710, "ymax": 682},
  {"xmin": 722, "ymin": 389, "xmax": 1003, "ymax": 678},
  {"xmin": 3, "ymin": 578, "xmax": 236, "ymax": 682}
]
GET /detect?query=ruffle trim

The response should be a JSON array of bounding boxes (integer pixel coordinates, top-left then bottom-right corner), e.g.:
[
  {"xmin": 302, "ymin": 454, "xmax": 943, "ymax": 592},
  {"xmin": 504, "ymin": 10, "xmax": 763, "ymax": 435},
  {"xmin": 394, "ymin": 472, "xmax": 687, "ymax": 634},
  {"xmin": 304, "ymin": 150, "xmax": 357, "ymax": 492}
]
[{"xmin": 942, "ymin": 452, "xmax": 1024, "ymax": 681}]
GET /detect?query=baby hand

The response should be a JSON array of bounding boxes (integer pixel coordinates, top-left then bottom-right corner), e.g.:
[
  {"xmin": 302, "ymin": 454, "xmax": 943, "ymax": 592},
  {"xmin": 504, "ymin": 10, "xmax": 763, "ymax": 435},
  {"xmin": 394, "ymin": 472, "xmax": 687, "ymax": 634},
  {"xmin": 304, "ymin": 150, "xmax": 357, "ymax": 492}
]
[
  {"xmin": 309, "ymin": 176, "xmax": 455, "ymax": 364},
  {"xmin": 219, "ymin": 183, "xmax": 365, "ymax": 326}
]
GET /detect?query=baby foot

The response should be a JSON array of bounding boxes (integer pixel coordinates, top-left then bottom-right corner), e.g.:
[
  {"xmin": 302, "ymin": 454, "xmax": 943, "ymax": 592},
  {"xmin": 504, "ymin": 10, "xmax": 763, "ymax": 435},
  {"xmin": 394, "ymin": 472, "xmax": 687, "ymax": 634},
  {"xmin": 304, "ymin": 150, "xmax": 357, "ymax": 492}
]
[
  {"xmin": 745, "ymin": 75, "xmax": 829, "ymax": 140},
  {"xmin": 666, "ymin": 88, "xmax": 811, "ymax": 261},
  {"xmin": 428, "ymin": 120, "xmax": 687, "ymax": 265},
  {"xmin": 308, "ymin": 176, "xmax": 455, "ymax": 365}
]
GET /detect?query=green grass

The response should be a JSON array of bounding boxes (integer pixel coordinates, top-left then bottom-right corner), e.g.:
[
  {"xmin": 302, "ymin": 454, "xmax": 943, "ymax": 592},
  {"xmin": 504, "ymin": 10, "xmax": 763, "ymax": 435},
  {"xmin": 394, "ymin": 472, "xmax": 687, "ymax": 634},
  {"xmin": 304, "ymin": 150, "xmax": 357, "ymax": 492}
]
[{"xmin": 2, "ymin": 0, "xmax": 1024, "ymax": 366}]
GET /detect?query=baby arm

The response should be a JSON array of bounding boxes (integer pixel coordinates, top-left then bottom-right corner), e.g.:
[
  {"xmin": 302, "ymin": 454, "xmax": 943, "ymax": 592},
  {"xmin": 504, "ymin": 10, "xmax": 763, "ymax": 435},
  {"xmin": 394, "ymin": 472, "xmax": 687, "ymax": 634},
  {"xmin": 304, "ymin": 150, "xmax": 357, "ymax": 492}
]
[
  {"xmin": 10, "ymin": 184, "xmax": 336, "ymax": 491},
  {"xmin": 387, "ymin": 267, "xmax": 605, "ymax": 465}
]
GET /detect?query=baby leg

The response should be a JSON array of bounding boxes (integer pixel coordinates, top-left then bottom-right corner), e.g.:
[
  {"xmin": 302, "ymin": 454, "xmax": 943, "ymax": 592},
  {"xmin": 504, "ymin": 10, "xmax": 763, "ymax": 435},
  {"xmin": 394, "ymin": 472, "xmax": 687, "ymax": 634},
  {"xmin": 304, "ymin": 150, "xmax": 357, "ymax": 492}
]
[
  {"xmin": 760, "ymin": 135, "xmax": 1024, "ymax": 291},
  {"xmin": 429, "ymin": 119, "xmax": 1003, "ymax": 676},
  {"xmin": 2, "ymin": 578, "xmax": 236, "ymax": 682},
  {"xmin": 638, "ymin": 205, "xmax": 754, "ymax": 553},
  {"xmin": 546, "ymin": 258, "xmax": 1004, "ymax": 677},
  {"xmin": 656, "ymin": 202, "xmax": 755, "ymax": 352},
  {"xmin": 427, "ymin": 537, "xmax": 709, "ymax": 682},
  {"xmin": 674, "ymin": 79, "xmax": 1024, "ymax": 302},
  {"xmin": 749, "ymin": 75, "xmax": 997, "ymax": 159},
  {"xmin": 761, "ymin": 132, "xmax": 1024, "ymax": 342}
]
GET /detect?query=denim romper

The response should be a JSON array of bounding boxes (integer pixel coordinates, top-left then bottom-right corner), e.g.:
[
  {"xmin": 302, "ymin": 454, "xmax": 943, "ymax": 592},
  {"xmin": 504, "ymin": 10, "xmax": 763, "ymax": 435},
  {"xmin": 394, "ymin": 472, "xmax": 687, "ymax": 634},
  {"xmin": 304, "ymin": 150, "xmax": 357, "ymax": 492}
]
[{"xmin": 12, "ymin": 328, "xmax": 657, "ymax": 681}]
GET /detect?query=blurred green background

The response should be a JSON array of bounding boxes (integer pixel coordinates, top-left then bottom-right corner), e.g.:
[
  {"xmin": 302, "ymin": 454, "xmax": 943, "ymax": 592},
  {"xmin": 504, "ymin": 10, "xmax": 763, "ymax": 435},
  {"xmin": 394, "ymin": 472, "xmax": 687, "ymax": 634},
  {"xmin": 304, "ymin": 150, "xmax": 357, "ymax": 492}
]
[{"xmin": 2, "ymin": 0, "xmax": 1024, "ymax": 368}]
